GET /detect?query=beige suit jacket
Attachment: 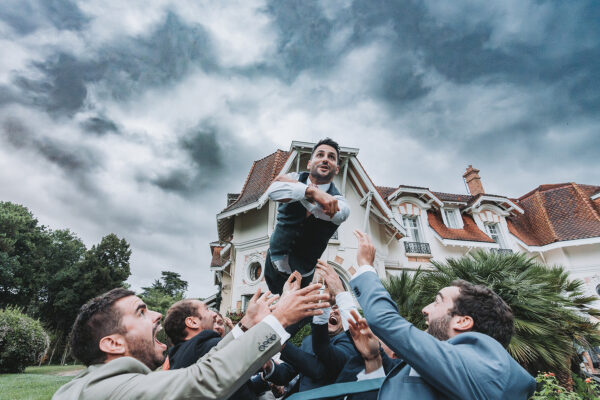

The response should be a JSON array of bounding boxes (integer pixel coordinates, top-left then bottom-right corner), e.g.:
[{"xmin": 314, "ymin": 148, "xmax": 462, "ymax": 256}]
[{"xmin": 52, "ymin": 321, "xmax": 281, "ymax": 400}]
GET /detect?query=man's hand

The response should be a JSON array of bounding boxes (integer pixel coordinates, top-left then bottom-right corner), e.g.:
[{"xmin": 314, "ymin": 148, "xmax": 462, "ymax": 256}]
[
  {"xmin": 315, "ymin": 259, "xmax": 345, "ymax": 297},
  {"xmin": 224, "ymin": 317, "xmax": 234, "ymax": 332},
  {"xmin": 282, "ymin": 271, "xmax": 302, "ymax": 296},
  {"xmin": 348, "ymin": 310, "xmax": 382, "ymax": 373},
  {"xmin": 306, "ymin": 187, "xmax": 340, "ymax": 218},
  {"xmin": 272, "ymin": 283, "xmax": 330, "ymax": 328},
  {"xmin": 354, "ymin": 230, "xmax": 376, "ymax": 267},
  {"xmin": 240, "ymin": 288, "xmax": 279, "ymax": 329}
]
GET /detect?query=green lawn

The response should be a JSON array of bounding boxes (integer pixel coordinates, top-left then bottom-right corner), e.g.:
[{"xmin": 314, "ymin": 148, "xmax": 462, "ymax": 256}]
[{"xmin": 0, "ymin": 365, "xmax": 83, "ymax": 400}]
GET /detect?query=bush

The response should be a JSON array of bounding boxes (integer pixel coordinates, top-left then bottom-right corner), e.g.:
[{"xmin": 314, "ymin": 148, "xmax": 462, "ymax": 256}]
[
  {"xmin": 531, "ymin": 372, "xmax": 600, "ymax": 399},
  {"xmin": 0, "ymin": 307, "xmax": 49, "ymax": 373}
]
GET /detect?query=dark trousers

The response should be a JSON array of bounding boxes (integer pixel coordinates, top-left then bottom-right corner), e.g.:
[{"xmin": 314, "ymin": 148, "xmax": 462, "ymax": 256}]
[{"xmin": 265, "ymin": 250, "xmax": 315, "ymax": 336}]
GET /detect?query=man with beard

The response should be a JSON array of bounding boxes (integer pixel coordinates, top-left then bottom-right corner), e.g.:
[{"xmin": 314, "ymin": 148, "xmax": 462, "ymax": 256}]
[
  {"xmin": 163, "ymin": 298, "xmax": 263, "ymax": 399},
  {"xmin": 52, "ymin": 283, "xmax": 329, "ymax": 400},
  {"xmin": 265, "ymin": 138, "xmax": 350, "ymax": 296},
  {"xmin": 321, "ymin": 230, "xmax": 536, "ymax": 400}
]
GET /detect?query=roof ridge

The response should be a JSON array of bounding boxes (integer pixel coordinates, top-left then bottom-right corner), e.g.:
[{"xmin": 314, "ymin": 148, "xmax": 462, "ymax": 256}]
[
  {"xmin": 571, "ymin": 182, "xmax": 600, "ymax": 222},
  {"xmin": 533, "ymin": 190, "xmax": 559, "ymax": 242},
  {"xmin": 225, "ymin": 158, "xmax": 258, "ymax": 210},
  {"xmin": 270, "ymin": 149, "xmax": 289, "ymax": 180}
]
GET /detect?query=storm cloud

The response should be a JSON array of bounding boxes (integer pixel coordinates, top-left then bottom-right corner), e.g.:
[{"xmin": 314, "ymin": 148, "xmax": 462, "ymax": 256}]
[{"xmin": 0, "ymin": 0, "xmax": 598, "ymax": 296}]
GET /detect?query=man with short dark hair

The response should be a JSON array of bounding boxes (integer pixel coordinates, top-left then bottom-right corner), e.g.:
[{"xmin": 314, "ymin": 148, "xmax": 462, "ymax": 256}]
[
  {"xmin": 265, "ymin": 138, "xmax": 350, "ymax": 295},
  {"xmin": 164, "ymin": 298, "xmax": 263, "ymax": 399},
  {"xmin": 341, "ymin": 230, "xmax": 537, "ymax": 400},
  {"xmin": 52, "ymin": 284, "xmax": 329, "ymax": 400}
]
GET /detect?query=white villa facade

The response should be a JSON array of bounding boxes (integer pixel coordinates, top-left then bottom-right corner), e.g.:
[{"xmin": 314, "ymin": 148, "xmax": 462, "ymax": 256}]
[{"xmin": 210, "ymin": 141, "xmax": 600, "ymax": 313}]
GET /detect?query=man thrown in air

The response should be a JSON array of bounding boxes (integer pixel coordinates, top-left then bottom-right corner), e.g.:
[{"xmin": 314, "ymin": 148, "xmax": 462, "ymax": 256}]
[{"xmin": 265, "ymin": 138, "xmax": 350, "ymax": 295}]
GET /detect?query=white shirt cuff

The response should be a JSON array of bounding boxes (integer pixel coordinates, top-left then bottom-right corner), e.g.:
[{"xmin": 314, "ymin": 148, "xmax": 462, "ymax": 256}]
[
  {"xmin": 335, "ymin": 291, "xmax": 357, "ymax": 331},
  {"xmin": 291, "ymin": 181, "xmax": 308, "ymax": 201},
  {"xmin": 312, "ymin": 306, "xmax": 331, "ymax": 325},
  {"xmin": 262, "ymin": 359, "xmax": 276, "ymax": 380},
  {"xmin": 356, "ymin": 366, "xmax": 386, "ymax": 381},
  {"xmin": 231, "ymin": 324, "xmax": 244, "ymax": 339},
  {"xmin": 351, "ymin": 265, "xmax": 377, "ymax": 280},
  {"xmin": 263, "ymin": 314, "xmax": 291, "ymax": 345}
]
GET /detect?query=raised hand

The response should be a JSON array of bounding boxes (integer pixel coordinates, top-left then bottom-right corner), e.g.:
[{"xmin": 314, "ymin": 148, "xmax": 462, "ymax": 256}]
[
  {"xmin": 240, "ymin": 288, "xmax": 279, "ymax": 329},
  {"xmin": 306, "ymin": 187, "xmax": 340, "ymax": 218},
  {"xmin": 354, "ymin": 229, "xmax": 376, "ymax": 267},
  {"xmin": 315, "ymin": 259, "xmax": 345, "ymax": 297},
  {"xmin": 272, "ymin": 283, "xmax": 330, "ymax": 328},
  {"xmin": 282, "ymin": 271, "xmax": 302, "ymax": 295},
  {"xmin": 348, "ymin": 310, "xmax": 382, "ymax": 373}
]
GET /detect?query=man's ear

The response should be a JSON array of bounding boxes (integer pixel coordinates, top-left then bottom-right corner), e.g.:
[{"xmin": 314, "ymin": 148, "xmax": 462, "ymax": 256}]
[
  {"xmin": 99, "ymin": 334, "xmax": 126, "ymax": 356},
  {"xmin": 185, "ymin": 316, "xmax": 200, "ymax": 330},
  {"xmin": 452, "ymin": 315, "xmax": 474, "ymax": 332},
  {"xmin": 307, "ymin": 157, "xmax": 313, "ymax": 170}
]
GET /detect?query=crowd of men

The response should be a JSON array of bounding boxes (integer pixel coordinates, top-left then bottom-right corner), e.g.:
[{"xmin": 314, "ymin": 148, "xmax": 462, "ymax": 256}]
[{"xmin": 53, "ymin": 139, "xmax": 538, "ymax": 399}]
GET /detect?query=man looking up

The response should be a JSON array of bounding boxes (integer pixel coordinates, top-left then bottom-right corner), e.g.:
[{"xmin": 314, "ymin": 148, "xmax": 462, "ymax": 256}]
[
  {"xmin": 164, "ymin": 296, "xmax": 276, "ymax": 399},
  {"xmin": 52, "ymin": 284, "xmax": 329, "ymax": 400},
  {"xmin": 265, "ymin": 138, "xmax": 350, "ymax": 295},
  {"xmin": 317, "ymin": 230, "xmax": 537, "ymax": 400}
]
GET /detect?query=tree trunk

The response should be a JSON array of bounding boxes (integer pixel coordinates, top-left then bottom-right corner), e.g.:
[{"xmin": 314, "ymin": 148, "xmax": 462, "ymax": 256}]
[
  {"xmin": 47, "ymin": 336, "xmax": 59, "ymax": 365},
  {"xmin": 60, "ymin": 343, "xmax": 70, "ymax": 366}
]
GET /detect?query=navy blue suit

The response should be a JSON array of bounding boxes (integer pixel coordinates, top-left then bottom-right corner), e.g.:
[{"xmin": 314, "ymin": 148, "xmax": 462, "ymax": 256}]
[
  {"xmin": 350, "ymin": 271, "xmax": 537, "ymax": 400},
  {"xmin": 311, "ymin": 323, "xmax": 358, "ymax": 381}
]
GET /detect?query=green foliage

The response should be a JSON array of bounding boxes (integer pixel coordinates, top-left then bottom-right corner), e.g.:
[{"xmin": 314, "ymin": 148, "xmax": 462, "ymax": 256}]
[
  {"xmin": 383, "ymin": 250, "xmax": 600, "ymax": 379},
  {"xmin": 0, "ymin": 307, "xmax": 49, "ymax": 373},
  {"xmin": 0, "ymin": 365, "xmax": 83, "ymax": 400},
  {"xmin": 290, "ymin": 323, "xmax": 312, "ymax": 347},
  {"xmin": 531, "ymin": 372, "xmax": 600, "ymax": 399},
  {"xmin": 0, "ymin": 201, "xmax": 132, "ymax": 364}
]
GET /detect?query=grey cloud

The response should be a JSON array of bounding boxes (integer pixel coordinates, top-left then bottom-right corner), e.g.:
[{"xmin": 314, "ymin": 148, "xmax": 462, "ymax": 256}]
[
  {"xmin": 2, "ymin": 117, "xmax": 101, "ymax": 178},
  {"xmin": 80, "ymin": 116, "xmax": 119, "ymax": 136},
  {"xmin": 0, "ymin": 0, "xmax": 87, "ymax": 35}
]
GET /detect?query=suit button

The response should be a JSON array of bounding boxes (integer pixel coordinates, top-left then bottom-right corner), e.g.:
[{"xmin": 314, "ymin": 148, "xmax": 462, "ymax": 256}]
[{"xmin": 271, "ymin": 334, "xmax": 277, "ymax": 341}]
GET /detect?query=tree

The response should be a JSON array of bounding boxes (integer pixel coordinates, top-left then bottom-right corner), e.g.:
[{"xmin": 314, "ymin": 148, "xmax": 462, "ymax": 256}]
[
  {"xmin": 384, "ymin": 251, "xmax": 600, "ymax": 384},
  {"xmin": 140, "ymin": 271, "xmax": 188, "ymax": 316},
  {"xmin": 0, "ymin": 307, "xmax": 49, "ymax": 373},
  {"xmin": 0, "ymin": 202, "xmax": 50, "ymax": 310}
]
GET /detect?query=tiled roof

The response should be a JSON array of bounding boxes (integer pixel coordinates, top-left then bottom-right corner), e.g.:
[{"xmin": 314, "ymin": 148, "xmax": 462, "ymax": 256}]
[
  {"xmin": 508, "ymin": 183, "xmax": 600, "ymax": 246},
  {"xmin": 375, "ymin": 186, "xmax": 396, "ymax": 203},
  {"xmin": 428, "ymin": 211, "xmax": 495, "ymax": 243},
  {"xmin": 222, "ymin": 150, "xmax": 290, "ymax": 213},
  {"xmin": 431, "ymin": 191, "xmax": 472, "ymax": 203}
]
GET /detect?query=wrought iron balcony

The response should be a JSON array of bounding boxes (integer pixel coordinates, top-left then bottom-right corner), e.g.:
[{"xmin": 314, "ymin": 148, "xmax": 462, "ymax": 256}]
[
  {"xmin": 404, "ymin": 241, "xmax": 431, "ymax": 255},
  {"xmin": 490, "ymin": 248, "xmax": 513, "ymax": 255}
]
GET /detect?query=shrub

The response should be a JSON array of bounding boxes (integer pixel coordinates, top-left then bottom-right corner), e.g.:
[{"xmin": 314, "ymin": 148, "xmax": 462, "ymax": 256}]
[
  {"xmin": 531, "ymin": 372, "xmax": 600, "ymax": 399},
  {"xmin": 0, "ymin": 307, "xmax": 49, "ymax": 373}
]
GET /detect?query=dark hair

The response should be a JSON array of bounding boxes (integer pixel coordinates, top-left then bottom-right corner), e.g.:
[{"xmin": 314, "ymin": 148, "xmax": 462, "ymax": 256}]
[
  {"xmin": 70, "ymin": 288, "xmax": 135, "ymax": 366},
  {"xmin": 164, "ymin": 300, "xmax": 200, "ymax": 345},
  {"xmin": 450, "ymin": 280, "xmax": 514, "ymax": 348},
  {"xmin": 311, "ymin": 138, "xmax": 340, "ymax": 164}
]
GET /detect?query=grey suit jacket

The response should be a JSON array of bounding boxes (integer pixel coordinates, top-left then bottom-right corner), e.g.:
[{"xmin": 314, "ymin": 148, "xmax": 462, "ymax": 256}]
[
  {"xmin": 52, "ymin": 321, "xmax": 281, "ymax": 400},
  {"xmin": 350, "ymin": 271, "xmax": 537, "ymax": 400}
]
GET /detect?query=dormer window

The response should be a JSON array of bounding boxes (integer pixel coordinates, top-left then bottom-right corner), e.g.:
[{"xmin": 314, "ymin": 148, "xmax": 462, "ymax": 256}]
[
  {"xmin": 402, "ymin": 215, "xmax": 423, "ymax": 243},
  {"xmin": 485, "ymin": 222, "xmax": 506, "ymax": 248},
  {"xmin": 443, "ymin": 208, "xmax": 462, "ymax": 229}
]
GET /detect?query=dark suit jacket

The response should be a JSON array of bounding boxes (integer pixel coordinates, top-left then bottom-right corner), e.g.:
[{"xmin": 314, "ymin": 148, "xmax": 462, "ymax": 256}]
[
  {"xmin": 350, "ymin": 271, "xmax": 537, "ymax": 400},
  {"xmin": 311, "ymin": 323, "xmax": 359, "ymax": 381}
]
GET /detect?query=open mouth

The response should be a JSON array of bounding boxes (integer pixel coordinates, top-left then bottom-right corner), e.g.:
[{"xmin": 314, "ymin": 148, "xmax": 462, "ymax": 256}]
[
  {"xmin": 153, "ymin": 324, "xmax": 167, "ymax": 350},
  {"xmin": 318, "ymin": 165, "xmax": 329, "ymax": 172},
  {"xmin": 329, "ymin": 315, "xmax": 339, "ymax": 325}
]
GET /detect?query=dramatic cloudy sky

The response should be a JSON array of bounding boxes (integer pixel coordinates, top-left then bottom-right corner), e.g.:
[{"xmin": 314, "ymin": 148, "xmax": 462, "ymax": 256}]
[{"xmin": 1, "ymin": 1, "xmax": 598, "ymax": 297}]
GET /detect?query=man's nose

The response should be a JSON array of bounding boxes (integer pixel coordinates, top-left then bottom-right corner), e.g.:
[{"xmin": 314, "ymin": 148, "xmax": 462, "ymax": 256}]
[{"xmin": 152, "ymin": 310, "xmax": 163, "ymax": 323}]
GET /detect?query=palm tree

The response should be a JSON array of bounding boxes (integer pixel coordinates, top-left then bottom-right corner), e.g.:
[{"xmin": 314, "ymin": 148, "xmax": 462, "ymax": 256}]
[{"xmin": 384, "ymin": 250, "xmax": 600, "ymax": 383}]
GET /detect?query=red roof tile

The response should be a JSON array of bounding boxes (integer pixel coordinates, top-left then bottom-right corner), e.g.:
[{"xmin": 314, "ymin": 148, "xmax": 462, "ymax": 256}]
[
  {"xmin": 222, "ymin": 150, "xmax": 290, "ymax": 213},
  {"xmin": 508, "ymin": 183, "xmax": 600, "ymax": 246},
  {"xmin": 431, "ymin": 191, "xmax": 472, "ymax": 203},
  {"xmin": 428, "ymin": 211, "xmax": 495, "ymax": 243}
]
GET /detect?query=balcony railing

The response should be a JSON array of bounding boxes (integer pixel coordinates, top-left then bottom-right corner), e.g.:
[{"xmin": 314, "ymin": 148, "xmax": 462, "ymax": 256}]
[
  {"xmin": 404, "ymin": 241, "xmax": 431, "ymax": 255},
  {"xmin": 490, "ymin": 248, "xmax": 513, "ymax": 255}
]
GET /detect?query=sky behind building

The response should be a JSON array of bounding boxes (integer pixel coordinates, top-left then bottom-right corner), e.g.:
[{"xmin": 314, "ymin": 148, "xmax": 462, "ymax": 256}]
[{"xmin": 1, "ymin": 0, "xmax": 598, "ymax": 296}]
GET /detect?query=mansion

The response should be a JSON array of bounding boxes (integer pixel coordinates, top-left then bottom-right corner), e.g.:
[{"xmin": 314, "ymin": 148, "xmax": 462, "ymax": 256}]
[{"xmin": 209, "ymin": 141, "xmax": 600, "ymax": 313}]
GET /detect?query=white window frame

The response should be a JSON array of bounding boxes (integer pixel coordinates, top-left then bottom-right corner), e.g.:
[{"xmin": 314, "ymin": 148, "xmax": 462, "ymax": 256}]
[
  {"xmin": 485, "ymin": 222, "xmax": 506, "ymax": 248},
  {"xmin": 402, "ymin": 215, "xmax": 424, "ymax": 243},
  {"xmin": 442, "ymin": 208, "xmax": 463, "ymax": 229}
]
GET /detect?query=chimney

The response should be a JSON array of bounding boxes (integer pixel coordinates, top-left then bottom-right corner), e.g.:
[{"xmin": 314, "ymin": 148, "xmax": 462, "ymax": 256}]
[{"xmin": 463, "ymin": 165, "xmax": 485, "ymax": 196}]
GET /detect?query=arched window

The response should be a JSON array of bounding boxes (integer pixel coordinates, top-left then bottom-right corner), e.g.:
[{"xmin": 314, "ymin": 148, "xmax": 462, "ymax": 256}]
[{"xmin": 246, "ymin": 261, "xmax": 263, "ymax": 284}]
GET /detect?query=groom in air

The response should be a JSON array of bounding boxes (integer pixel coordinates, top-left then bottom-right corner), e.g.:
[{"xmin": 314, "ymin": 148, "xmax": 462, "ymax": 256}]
[{"xmin": 265, "ymin": 138, "xmax": 350, "ymax": 295}]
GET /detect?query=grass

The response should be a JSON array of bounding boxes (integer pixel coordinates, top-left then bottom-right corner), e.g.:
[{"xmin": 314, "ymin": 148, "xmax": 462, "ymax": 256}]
[{"xmin": 0, "ymin": 365, "xmax": 84, "ymax": 400}]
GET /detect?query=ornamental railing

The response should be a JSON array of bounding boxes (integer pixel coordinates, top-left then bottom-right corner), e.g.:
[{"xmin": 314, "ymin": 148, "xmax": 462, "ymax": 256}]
[
  {"xmin": 490, "ymin": 248, "xmax": 513, "ymax": 255},
  {"xmin": 404, "ymin": 241, "xmax": 431, "ymax": 254}
]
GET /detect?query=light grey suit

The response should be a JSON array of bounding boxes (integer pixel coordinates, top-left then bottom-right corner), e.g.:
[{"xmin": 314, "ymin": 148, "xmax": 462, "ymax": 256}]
[{"xmin": 52, "ymin": 321, "xmax": 281, "ymax": 400}]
